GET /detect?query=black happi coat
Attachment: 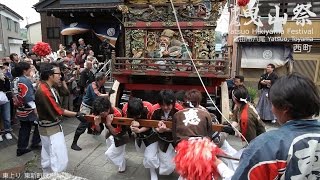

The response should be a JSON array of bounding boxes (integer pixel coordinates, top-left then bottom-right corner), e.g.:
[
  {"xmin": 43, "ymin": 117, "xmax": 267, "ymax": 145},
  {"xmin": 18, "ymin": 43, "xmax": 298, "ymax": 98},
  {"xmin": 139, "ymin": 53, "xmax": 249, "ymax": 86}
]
[{"xmin": 151, "ymin": 107, "xmax": 180, "ymax": 152}]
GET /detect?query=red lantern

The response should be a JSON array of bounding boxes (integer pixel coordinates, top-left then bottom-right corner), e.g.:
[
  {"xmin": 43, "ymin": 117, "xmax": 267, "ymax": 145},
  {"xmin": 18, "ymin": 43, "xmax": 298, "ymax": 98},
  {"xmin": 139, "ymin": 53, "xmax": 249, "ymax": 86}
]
[
  {"xmin": 237, "ymin": 0, "xmax": 250, "ymax": 7},
  {"xmin": 32, "ymin": 42, "xmax": 52, "ymax": 57}
]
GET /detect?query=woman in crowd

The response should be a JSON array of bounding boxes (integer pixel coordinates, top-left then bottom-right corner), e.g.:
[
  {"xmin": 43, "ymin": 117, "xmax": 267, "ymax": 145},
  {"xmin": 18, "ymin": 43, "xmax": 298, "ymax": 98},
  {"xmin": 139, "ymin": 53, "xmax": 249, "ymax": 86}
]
[
  {"xmin": 0, "ymin": 61, "xmax": 12, "ymax": 142},
  {"xmin": 75, "ymin": 48, "xmax": 86, "ymax": 69},
  {"xmin": 57, "ymin": 44, "xmax": 66, "ymax": 59},
  {"xmin": 13, "ymin": 62, "xmax": 41, "ymax": 156}
]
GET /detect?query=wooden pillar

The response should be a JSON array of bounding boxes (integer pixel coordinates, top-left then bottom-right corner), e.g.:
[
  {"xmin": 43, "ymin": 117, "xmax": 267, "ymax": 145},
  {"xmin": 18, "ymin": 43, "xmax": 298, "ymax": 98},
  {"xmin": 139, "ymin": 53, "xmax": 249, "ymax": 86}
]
[{"xmin": 220, "ymin": 81, "xmax": 230, "ymax": 123}]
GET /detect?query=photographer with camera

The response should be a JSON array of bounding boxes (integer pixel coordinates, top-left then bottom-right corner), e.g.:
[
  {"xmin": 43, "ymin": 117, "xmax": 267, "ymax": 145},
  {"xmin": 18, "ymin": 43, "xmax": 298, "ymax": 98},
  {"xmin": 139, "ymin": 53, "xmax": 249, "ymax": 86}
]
[
  {"xmin": 79, "ymin": 58, "xmax": 94, "ymax": 94},
  {"xmin": 58, "ymin": 62, "xmax": 76, "ymax": 111}
]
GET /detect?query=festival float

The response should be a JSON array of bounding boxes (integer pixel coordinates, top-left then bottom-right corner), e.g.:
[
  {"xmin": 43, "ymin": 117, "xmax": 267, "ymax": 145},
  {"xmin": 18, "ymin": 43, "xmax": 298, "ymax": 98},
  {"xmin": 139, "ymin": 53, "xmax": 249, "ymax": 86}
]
[{"xmin": 109, "ymin": 0, "xmax": 230, "ymax": 121}]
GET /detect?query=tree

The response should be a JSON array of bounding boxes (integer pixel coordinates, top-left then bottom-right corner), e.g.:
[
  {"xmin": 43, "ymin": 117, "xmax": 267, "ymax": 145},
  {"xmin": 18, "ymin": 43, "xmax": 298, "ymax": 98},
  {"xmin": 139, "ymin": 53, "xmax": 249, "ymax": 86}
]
[
  {"xmin": 215, "ymin": 31, "xmax": 222, "ymax": 44},
  {"xmin": 20, "ymin": 28, "xmax": 27, "ymax": 41}
]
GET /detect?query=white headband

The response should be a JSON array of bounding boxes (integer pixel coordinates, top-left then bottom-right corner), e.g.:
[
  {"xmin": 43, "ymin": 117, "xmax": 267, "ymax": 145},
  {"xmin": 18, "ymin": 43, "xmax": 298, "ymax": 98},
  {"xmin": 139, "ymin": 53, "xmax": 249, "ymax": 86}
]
[
  {"xmin": 232, "ymin": 90, "xmax": 248, "ymax": 104},
  {"xmin": 186, "ymin": 101, "xmax": 194, "ymax": 108},
  {"xmin": 239, "ymin": 98, "xmax": 248, "ymax": 104}
]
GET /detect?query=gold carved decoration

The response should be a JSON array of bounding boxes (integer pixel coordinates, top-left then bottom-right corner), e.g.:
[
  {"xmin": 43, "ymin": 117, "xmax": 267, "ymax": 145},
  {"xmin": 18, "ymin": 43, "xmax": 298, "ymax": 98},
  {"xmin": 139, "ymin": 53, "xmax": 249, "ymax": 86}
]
[
  {"xmin": 118, "ymin": 1, "xmax": 226, "ymax": 22},
  {"xmin": 193, "ymin": 29, "xmax": 216, "ymax": 59},
  {"xmin": 125, "ymin": 29, "xmax": 216, "ymax": 60}
]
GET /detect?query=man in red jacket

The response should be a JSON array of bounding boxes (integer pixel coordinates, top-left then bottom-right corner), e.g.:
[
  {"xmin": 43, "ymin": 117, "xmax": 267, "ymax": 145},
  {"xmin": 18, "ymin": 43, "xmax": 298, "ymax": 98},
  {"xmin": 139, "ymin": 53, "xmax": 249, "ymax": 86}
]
[{"xmin": 123, "ymin": 97, "xmax": 159, "ymax": 180}]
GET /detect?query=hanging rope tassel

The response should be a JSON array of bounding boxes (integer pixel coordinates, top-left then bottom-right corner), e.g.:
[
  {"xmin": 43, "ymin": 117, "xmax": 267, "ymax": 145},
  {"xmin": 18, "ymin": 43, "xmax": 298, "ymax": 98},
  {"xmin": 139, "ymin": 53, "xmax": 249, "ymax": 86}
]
[{"xmin": 174, "ymin": 138, "xmax": 226, "ymax": 180}]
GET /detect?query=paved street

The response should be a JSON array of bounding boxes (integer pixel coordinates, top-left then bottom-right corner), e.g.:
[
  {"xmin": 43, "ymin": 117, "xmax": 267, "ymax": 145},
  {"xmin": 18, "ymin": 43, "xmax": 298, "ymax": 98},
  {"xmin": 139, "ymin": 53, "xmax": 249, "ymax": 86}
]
[{"xmin": 0, "ymin": 118, "xmax": 279, "ymax": 180}]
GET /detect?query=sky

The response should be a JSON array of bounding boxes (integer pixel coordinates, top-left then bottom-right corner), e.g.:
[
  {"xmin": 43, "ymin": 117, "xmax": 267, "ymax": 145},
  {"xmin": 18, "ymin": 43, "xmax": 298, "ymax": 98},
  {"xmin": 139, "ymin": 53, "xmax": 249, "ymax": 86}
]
[
  {"xmin": 0, "ymin": 0, "xmax": 229, "ymax": 32},
  {"xmin": 1, "ymin": 0, "xmax": 41, "ymax": 28}
]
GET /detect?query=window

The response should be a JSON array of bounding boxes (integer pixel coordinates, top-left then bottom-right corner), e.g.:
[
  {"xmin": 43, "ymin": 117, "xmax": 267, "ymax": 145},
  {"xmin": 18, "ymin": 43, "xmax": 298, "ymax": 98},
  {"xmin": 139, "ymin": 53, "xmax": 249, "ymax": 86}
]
[
  {"xmin": 6, "ymin": 18, "xmax": 11, "ymax": 31},
  {"xmin": 47, "ymin": 27, "xmax": 60, "ymax": 39},
  {"xmin": 14, "ymin": 22, "xmax": 18, "ymax": 32},
  {"xmin": 65, "ymin": 35, "xmax": 73, "ymax": 46}
]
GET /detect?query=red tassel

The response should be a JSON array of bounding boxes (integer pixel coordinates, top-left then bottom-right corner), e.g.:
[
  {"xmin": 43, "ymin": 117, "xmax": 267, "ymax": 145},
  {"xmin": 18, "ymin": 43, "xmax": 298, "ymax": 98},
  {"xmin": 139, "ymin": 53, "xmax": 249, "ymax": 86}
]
[
  {"xmin": 32, "ymin": 42, "xmax": 52, "ymax": 57},
  {"xmin": 174, "ymin": 138, "xmax": 226, "ymax": 180},
  {"xmin": 237, "ymin": 0, "xmax": 250, "ymax": 7}
]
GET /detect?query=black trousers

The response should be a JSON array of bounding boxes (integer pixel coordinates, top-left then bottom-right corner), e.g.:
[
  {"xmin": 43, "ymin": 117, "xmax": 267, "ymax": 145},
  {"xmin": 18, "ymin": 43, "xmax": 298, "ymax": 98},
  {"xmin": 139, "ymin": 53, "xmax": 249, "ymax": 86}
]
[
  {"xmin": 75, "ymin": 121, "xmax": 105, "ymax": 137},
  {"xmin": 17, "ymin": 121, "xmax": 41, "ymax": 151},
  {"xmin": 75, "ymin": 121, "xmax": 90, "ymax": 136}
]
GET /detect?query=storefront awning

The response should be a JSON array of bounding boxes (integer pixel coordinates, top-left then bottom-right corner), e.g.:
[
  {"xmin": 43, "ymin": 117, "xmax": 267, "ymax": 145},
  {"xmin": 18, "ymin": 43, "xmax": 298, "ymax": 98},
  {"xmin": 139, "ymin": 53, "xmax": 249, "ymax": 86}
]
[
  {"xmin": 8, "ymin": 38, "xmax": 23, "ymax": 44},
  {"xmin": 241, "ymin": 45, "xmax": 293, "ymax": 68}
]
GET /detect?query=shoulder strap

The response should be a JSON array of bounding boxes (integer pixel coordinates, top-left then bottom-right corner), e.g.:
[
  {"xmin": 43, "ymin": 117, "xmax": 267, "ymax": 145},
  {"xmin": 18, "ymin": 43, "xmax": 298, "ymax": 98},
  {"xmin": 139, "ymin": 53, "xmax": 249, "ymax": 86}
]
[{"xmin": 13, "ymin": 77, "xmax": 20, "ymax": 94}]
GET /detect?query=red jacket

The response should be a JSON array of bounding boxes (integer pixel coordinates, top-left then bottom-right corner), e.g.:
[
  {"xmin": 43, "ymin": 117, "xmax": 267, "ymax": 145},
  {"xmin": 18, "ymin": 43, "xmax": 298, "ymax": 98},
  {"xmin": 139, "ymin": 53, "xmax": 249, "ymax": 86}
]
[{"xmin": 122, "ymin": 101, "xmax": 153, "ymax": 119}]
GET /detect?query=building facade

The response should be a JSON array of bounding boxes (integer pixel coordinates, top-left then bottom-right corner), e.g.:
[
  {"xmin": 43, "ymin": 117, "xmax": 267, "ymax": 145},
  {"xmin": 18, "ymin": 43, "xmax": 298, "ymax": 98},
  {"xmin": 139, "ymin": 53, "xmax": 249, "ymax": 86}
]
[
  {"xmin": 0, "ymin": 4, "xmax": 23, "ymax": 57},
  {"xmin": 26, "ymin": 21, "xmax": 42, "ymax": 46},
  {"xmin": 227, "ymin": 0, "xmax": 320, "ymax": 89},
  {"xmin": 33, "ymin": 0, "xmax": 122, "ymax": 55}
]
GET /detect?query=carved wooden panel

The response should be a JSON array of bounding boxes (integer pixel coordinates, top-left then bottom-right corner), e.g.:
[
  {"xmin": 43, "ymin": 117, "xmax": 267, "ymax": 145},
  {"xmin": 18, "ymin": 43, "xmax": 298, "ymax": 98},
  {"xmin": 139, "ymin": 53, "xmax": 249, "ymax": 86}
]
[
  {"xmin": 118, "ymin": 0, "xmax": 225, "ymax": 22},
  {"xmin": 125, "ymin": 29, "xmax": 216, "ymax": 59}
]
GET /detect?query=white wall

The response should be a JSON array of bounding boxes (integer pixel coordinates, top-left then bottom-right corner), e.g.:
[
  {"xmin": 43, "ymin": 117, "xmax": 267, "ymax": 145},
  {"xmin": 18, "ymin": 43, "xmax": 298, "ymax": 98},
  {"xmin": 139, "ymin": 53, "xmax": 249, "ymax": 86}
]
[
  {"xmin": 27, "ymin": 22, "xmax": 42, "ymax": 44},
  {"xmin": 9, "ymin": 43, "xmax": 21, "ymax": 55},
  {"xmin": 8, "ymin": 38, "xmax": 23, "ymax": 55}
]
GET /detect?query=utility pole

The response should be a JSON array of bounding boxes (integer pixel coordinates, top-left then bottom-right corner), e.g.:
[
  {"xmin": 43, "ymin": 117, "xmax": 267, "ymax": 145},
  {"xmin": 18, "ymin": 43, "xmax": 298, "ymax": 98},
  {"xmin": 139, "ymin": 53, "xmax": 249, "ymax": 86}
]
[
  {"xmin": 25, "ymin": 16, "xmax": 29, "ymax": 25},
  {"xmin": 25, "ymin": 16, "xmax": 31, "ymax": 44}
]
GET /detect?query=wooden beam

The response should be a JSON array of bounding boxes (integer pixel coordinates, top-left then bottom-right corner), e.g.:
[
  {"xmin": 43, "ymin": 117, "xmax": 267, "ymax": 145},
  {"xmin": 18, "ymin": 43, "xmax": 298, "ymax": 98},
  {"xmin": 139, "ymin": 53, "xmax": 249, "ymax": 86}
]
[
  {"xmin": 109, "ymin": 80, "xmax": 120, "ymax": 107},
  {"xmin": 84, "ymin": 116, "xmax": 226, "ymax": 132},
  {"xmin": 123, "ymin": 83, "xmax": 216, "ymax": 92},
  {"xmin": 293, "ymin": 54, "xmax": 320, "ymax": 61}
]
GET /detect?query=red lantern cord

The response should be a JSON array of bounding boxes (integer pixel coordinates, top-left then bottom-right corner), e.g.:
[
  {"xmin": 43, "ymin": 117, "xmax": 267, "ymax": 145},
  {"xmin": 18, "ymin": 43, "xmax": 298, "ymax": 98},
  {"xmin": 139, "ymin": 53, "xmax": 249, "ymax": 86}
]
[
  {"xmin": 237, "ymin": 0, "xmax": 250, "ymax": 7},
  {"xmin": 32, "ymin": 42, "xmax": 52, "ymax": 57},
  {"xmin": 174, "ymin": 138, "xmax": 226, "ymax": 180}
]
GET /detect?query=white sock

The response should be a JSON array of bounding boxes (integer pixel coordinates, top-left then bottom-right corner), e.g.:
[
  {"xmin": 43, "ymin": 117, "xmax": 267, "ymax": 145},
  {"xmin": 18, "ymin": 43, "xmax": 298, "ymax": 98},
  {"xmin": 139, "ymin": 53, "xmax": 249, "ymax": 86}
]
[
  {"xmin": 118, "ymin": 159, "xmax": 126, "ymax": 172},
  {"xmin": 150, "ymin": 168, "xmax": 158, "ymax": 180}
]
